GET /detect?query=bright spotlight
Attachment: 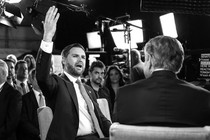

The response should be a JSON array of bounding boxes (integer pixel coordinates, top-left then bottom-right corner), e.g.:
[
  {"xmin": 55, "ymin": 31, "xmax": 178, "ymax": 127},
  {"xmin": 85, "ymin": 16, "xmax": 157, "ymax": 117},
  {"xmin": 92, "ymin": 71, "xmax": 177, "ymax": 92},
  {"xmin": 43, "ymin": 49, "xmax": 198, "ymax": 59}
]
[{"xmin": 159, "ymin": 13, "xmax": 178, "ymax": 38}]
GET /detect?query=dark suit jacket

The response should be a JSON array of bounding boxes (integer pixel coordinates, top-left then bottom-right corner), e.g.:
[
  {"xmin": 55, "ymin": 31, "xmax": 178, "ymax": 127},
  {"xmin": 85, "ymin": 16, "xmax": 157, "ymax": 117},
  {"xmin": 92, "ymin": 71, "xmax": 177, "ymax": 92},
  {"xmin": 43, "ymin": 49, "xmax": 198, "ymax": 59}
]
[
  {"xmin": 17, "ymin": 90, "xmax": 40, "ymax": 140},
  {"xmin": 36, "ymin": 49, "xmax": 111, "ymax": 140},
  {"xmin": 113, "ymin": 70, "xmax": 210, "ymax": 127},
  {"xmin": 130, "ymin": 64, "xmax": 145, "ymax": 83},
  {"xmin": 86, "ymin": 79, "xmax": 112, "ymax": 114},
  {"xmin": 0, "ymin": 82, "xmax": 22, "ymax": 140}
]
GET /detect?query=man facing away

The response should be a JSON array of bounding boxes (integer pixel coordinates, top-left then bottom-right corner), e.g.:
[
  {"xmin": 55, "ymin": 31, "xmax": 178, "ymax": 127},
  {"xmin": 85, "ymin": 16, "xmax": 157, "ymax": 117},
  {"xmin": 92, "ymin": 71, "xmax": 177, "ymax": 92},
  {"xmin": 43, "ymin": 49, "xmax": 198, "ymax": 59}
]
[
  {"xmin": 36, "ymin": 6, "xmax": 111, "ymax": 140},
  {"xmin": 113, "ymin": 35, "xmax": 210, "ymax": 127}
]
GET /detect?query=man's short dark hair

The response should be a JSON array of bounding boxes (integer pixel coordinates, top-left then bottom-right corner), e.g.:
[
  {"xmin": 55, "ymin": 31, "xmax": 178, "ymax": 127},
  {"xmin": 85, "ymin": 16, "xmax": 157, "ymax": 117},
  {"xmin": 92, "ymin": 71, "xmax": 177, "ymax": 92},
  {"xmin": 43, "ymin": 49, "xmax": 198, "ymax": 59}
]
[
  {"xmin": 89, "ymin": 60, "xmax": 106, "ymax": 72},
  {"xmin": 15, "ymin": 60, "xmax": 27, "ymax": 71},
  {"xmin": 61, "ymin": 43, "xmax": 85, "ymax": 58}
]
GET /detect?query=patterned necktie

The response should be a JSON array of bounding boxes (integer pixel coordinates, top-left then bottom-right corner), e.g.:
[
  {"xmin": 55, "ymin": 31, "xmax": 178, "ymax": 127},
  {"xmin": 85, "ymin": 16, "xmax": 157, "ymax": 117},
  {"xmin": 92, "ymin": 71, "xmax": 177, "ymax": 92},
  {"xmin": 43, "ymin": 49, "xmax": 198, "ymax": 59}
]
[
  {"xmin": 20, "ymin": 82, "xmax": 27, "ymax": 95},
  {"xmin": 76, "ymin": 79, "xmax": 104, "ymax": 138},
  {"xmin": 39, "ymin": 93, "xmax": 45, "ymax": 107}
]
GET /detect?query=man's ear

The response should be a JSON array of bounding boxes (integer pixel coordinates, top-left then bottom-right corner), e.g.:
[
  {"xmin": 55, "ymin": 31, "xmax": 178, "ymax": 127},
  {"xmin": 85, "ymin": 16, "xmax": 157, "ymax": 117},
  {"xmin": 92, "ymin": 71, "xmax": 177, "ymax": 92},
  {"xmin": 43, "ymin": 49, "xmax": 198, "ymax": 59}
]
[
  {"xmin": 61, "ymin": 57, "xmax": 65, "ymax": 65},
  {"xmin": 145, "ymin": 53, "xmax": 150, "ymax": 62},
  {"xmin": 145, "ymin": 53, "xmax": 153, "ymax": 70},
  {"xmin": 149, "ymin": 58, "xmax": 152, "ymax": 70},
  {"xmin": 61, "ymin": 57, "xmax": 66, "ymax": 69}
]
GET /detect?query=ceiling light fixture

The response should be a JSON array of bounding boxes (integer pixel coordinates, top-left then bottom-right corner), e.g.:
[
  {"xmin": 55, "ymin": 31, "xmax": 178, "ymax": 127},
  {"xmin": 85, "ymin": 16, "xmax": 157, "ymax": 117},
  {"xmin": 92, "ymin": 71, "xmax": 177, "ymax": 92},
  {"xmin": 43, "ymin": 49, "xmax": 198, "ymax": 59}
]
[
  {"xmin": 0, "ymin": 3, "xmax": 16, "ymax": 27},
  {"xmin": 5, "ymin": 0, "xmax": 21, "ymax": 4},
  {"xmin": 0, "ymin": 0, "xmax": 22, "ymax": 28}
]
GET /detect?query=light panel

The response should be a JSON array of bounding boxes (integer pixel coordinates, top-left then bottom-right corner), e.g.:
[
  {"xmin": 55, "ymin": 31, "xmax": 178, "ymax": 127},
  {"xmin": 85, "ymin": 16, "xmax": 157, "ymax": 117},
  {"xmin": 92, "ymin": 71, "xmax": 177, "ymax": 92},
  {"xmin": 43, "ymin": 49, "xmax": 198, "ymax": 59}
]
[
  {"xmin": 109, "ymin": 19, "xmax": 143, "ymax": 49},
  {"xmin": 86, "ymin": 31, "xmax": 102, "ymax": 49},
  {"xmin": 6, "ymin": 0, "xmax": 21, "ymax": 3},
  {"xmin": 160, "ymin": 13, "xmax": 178, "ymax": 38}
]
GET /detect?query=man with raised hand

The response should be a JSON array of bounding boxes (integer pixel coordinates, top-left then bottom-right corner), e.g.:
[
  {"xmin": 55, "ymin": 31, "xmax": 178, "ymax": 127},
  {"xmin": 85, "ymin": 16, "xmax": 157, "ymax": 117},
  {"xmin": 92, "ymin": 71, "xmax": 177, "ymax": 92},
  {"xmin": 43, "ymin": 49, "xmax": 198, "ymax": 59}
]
[{"xmin": 36, "ymin": 6, "xmax": 111, "ymax": 140}]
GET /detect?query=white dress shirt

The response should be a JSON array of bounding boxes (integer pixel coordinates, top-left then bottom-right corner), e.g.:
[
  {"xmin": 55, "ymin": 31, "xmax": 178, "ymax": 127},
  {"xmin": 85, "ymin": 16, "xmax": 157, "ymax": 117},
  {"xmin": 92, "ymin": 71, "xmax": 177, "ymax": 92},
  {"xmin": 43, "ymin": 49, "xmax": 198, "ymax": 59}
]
[
  {"xmin": 33, "ymin": 89, "xmax": 46, "ymax": 107},
  {"xmin": 16, "ymin": 80, "xmax": 30, "ymax": 94},
  {"xmin": 0, "ymin": 82, "xmax": 5, "ymax": 93}
]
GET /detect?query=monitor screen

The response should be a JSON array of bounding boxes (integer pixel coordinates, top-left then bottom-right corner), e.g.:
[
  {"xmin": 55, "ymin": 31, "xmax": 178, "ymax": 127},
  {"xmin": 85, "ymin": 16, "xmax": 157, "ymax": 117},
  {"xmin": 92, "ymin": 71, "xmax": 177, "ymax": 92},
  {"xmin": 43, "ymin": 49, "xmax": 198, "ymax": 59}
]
[
  {"xmin": 86, "ymin": 31, "xmax": 102, "ymax": 49},
  {"xmin": 199, "ymin": 53, "xmax": 210, "ymax": 80}
]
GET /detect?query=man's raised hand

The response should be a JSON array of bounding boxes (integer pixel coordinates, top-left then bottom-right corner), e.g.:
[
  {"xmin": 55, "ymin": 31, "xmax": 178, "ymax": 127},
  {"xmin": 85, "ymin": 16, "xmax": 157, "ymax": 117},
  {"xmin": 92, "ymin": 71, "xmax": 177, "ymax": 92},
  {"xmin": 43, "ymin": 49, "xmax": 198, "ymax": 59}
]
[{"xmin": 43, "ymin": 6, "xmax": 60, "ymax": 42}]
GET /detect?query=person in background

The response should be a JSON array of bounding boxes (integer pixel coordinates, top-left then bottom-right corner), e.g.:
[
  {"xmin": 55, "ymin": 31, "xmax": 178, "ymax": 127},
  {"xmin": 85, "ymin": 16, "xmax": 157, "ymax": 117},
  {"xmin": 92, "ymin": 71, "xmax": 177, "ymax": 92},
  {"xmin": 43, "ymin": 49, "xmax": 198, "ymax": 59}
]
[
  {"xmin": 36, "ymin": 6, "xmax": 111, "ymax": 140},
  {"xmin": 0, "ymin": 59, "xmax": 22, "ymax": 140},
  {"xmin": 17, "ymin": 68, "xmax": 45, "ymax": 140},
  {"xmin": 86, "ymin": 60, "xmax": 112, "ymax": 114},
  {"xmin": 15, "ymin": 60, "xmax": 30, "ymax": 95},
  {"xmin": 6, "ymin": 54, "xmax": 17, "ymax": 65},
  {"xmin": 23, "ymin": 54, "xmax": 36, "ymax": 74},
  {"xmin": 4, "ymin": 58, "xmax": 17, "ymax": 87},
  {"xmin": 113, "ymin": 35, "xmax": 210, "ymax": 127},
  {"xmin": 130, "ymin": 49, "xmax": 145, "ymax": 83},
  {"xmin": 104, "ymin": 65, "xmax": 125, "ymax": 112}
]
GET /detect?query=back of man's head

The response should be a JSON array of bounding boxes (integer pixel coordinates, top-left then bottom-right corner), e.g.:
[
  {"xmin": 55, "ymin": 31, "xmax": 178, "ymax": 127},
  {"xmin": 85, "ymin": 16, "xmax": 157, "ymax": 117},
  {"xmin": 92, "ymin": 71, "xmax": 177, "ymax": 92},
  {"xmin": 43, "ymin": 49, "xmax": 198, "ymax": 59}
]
[
  {"xmin": 131, "ymin": 49, "xmax": 141, "ymax": 67},
  {"xmin": 144, "ymin": 35, "xmax": 184, "ymax": 74}
]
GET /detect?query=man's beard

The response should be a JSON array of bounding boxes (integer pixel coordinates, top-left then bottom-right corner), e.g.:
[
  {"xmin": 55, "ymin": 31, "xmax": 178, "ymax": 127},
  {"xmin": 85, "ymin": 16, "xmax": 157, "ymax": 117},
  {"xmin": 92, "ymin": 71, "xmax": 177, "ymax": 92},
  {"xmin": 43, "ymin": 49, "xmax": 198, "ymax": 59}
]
[
  {"xmin": 92, "ymin": 78, "xmax": 102, "ymax": 86},
  {"xmin": 66, "ymin": 63, "xmax": 84, "ymax": 77}
]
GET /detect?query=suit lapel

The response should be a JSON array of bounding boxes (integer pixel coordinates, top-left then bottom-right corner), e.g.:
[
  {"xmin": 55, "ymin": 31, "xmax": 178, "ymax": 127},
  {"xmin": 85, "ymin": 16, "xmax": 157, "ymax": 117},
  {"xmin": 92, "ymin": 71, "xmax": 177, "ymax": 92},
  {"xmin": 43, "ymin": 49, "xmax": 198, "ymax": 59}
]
[
  {"xmin": 0, "ymin": 82, "xmax": 10, "ymax": 94},
  {"xmin": 60, "ymin": 74, "xmax": 79, "ymax": 115},
  {"xmin": 29, "ymin": 91, "xmax": 39, "ymax": 108}
]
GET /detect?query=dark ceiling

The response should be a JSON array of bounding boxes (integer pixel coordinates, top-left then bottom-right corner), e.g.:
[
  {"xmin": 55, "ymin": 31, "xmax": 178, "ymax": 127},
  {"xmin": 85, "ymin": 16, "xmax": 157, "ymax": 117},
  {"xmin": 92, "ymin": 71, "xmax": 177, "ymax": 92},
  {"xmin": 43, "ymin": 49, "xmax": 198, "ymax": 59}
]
[{"xmin": 16, "ymin": 0, "xmax": 210, "ymax": 53}]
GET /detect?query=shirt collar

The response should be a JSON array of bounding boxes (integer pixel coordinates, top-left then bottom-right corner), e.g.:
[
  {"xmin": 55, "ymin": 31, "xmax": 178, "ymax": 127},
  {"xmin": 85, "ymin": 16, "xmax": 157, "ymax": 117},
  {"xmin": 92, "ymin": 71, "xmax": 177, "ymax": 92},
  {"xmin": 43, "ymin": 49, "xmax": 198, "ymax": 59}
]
[
  {"xmin": 0, "ymin": 82, "xmax": 5, "ymax": 90},
  {"xmin": 153, "ymin": 68, "xmax": 166, "ymax": 71},
  {"xmin": 63, "ymin": 71, "xmax": 80, "ymax": 83},
  {"xmin": 16, "ymin": 80, "xmax": 27, "ymax": 86}
]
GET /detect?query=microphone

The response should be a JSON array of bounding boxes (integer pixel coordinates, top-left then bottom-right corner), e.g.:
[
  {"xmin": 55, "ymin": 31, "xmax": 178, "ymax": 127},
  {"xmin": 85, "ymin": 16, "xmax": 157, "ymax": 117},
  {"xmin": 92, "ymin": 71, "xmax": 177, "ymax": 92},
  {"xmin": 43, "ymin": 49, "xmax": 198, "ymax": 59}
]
[
  {"xmin": 116, "ymin": 14, "xmax": 130, "ymax": 20},
  {"xmin": 98, "ymin": 16, "xmax": 115, "ymax": 22},
  {"xmin": 111, "ymin": 28, "xmax": 127, "ymax": 32}
]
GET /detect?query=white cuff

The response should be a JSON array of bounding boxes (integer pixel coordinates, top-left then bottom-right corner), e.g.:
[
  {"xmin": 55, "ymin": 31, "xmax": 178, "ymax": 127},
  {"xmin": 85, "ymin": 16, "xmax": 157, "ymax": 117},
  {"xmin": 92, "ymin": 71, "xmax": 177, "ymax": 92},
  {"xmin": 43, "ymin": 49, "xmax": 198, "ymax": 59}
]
[{"xmin": 40, "ymin": 40, "xmax": 53, "ymax": 54}]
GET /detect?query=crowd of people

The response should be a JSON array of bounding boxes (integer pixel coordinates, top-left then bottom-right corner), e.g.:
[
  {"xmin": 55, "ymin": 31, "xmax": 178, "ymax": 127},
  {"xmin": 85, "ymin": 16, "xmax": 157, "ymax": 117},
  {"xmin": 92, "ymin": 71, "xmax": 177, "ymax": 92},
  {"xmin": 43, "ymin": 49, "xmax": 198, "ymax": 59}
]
[{"xmin": 1, "ymin": 5, "xmax": 210, "ymax": 140}]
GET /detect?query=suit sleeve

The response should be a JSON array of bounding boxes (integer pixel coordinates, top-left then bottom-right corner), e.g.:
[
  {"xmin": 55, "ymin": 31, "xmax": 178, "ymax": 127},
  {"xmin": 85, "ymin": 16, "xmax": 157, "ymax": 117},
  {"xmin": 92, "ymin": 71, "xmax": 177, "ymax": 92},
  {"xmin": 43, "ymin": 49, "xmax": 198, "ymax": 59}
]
[{"xmin": 36, "ymin": 48, "xmax": 58, "ymax": 99}]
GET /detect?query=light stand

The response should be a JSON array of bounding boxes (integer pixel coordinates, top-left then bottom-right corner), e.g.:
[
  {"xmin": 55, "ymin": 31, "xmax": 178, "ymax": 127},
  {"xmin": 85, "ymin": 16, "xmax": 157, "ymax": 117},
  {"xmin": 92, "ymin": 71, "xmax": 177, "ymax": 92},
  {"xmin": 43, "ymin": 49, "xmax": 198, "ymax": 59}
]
[
  {"xmin": 52, "ymin": 0, "xmax": 90, "ymax": 16},
  {"xmin": 102, "ymin": 16, "xmax": 143, "ymax": 80},
  {"xmin": 124, "ymin": 24, "xmax": 132, "ymax": 79}
]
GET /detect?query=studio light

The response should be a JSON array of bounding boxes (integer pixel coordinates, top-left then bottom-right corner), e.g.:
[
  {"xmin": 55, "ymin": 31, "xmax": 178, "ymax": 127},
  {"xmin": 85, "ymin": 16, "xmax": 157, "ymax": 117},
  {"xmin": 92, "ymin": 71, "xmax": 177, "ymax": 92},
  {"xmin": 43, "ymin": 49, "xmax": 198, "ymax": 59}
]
[
  {"xmin": 5, "ymin": 0, "xmax": 21, "ymax": 4},
  {"xmin": 0, "ymin": 7, "xmax": 16, "ymax": 28},
  {"xmin": 109, "ymin": 19, "xmax": 143, "ymax": 49},
  {"xmin": 160, "ymin": 13, "xmax": 178, "ymax": 38},
  {"xmin": 0, "ymin": 0, "xmax": 22, "ymax": 28},
  {"xmin": 86, "ymin": 31, "xmax": 102, "ymax": 49}
]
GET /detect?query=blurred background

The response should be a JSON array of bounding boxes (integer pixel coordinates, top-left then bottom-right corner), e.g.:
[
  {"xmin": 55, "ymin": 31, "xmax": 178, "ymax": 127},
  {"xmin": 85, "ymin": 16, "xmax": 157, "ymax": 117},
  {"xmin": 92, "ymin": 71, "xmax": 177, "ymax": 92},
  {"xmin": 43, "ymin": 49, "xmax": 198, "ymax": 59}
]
[{"xmin": 1, "ymin": 0, "xmax": 210, "ymax": 82}]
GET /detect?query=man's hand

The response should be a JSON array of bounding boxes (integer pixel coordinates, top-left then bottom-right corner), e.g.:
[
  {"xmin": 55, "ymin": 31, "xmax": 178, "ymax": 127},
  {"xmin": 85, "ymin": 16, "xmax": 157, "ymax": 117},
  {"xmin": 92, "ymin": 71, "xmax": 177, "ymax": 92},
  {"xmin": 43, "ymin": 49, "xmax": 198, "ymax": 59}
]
[{"xmin": 43, "ymin": 6, "xmax": 60, "ymax": 42}]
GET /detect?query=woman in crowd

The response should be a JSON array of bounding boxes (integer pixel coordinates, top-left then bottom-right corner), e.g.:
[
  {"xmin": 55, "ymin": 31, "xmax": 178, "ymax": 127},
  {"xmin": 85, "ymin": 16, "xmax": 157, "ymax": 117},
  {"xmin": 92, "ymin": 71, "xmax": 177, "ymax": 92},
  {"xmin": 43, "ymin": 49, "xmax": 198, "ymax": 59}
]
[
  {"xmin": 23, "ymin": 54, "xmax": 36, "ymax": 73},
  {"xmin": 104, "ymin": 65, "xmax": 126, "ymax": 112}
]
